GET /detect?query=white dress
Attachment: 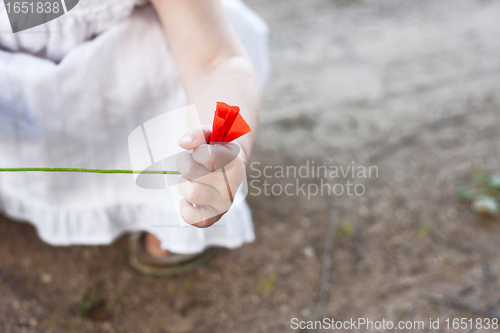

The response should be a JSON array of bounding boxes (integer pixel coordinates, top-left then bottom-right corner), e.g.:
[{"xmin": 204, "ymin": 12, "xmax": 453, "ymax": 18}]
[{"xmin": 0, "ymin": 0, "xmax": 269, "ymax": 253}]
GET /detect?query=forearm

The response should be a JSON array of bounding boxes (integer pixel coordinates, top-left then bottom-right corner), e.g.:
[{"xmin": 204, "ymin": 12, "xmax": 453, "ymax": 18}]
[
  {"xmin": 150, "ymin": 0, "xmax": 260, "ymax": 159},
  {"xmin": 183, "ymin": 56, "xmax": 260, "ymax": 160}
]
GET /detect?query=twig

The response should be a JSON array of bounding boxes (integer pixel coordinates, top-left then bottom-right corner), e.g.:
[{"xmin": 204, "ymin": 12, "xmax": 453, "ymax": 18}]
[
  {"xmin": 429, "ymin": 295, "xmax": 500, "ymax": 320},
  {"xmin": 310, "ymin": 201, "xmax": 339, "ymax": 333}
]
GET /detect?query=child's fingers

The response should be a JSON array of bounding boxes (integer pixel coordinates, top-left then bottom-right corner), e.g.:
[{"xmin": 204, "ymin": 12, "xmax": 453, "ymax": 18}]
[
  {"xmin": 180, "ymin": 199, "xmax": 223, "ymax": 228},
  {"xmin": 178, "ymin": 126, "xmax": 211, "ymax": 150},
  {"xmin": 192, "ymin": 142, "xmax": 240, "ymax": 171},
  {"xmin": 178, "ymin": 178, "xmax": 232, "ymax": 212},
  {"xmin": 177, "ymin": 151, "xmax": 232, "ymax": 195},
  {"xmin": 176, "ymin": 151, "xmax": 212, "ymax": 181}
]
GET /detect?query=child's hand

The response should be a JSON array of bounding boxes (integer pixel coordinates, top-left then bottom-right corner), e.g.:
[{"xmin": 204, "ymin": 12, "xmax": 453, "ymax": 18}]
[{"xmin": 176, "ymin": 126, "xmax": 246, "ymax": 228}]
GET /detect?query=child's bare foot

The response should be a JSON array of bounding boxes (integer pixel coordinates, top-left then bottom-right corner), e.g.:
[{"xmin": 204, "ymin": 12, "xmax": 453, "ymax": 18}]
[
  {"xmin": 129, "ymin": 232, "xmax": 215, "ymax": 276},
  {"xmin": 145, "ymin": 233, "xmax": 170, "ymax": 258}
]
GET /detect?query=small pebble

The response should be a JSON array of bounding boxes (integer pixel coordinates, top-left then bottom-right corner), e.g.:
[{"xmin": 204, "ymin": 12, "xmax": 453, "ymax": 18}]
[
  {"xmin": 304, "ymin": 246, "xmax": 315, "ymax": 258},
  {"xmin": 301, "ymin": 307, "xmax": 313, "ymax": 317},
  {"xmin": 40, "ymin": 273, "xmax": 53, "ymax": 284},
  {"xmin": 472, "ymin": 196, "xmax": 499, "ymax": 215},
  {"xmin": 29, "ymin": 318, "xmax": 38, "ymax": 328},
  {"xmin": 12, "ymin": 300, "xmax": 20, "ymax": 310}
]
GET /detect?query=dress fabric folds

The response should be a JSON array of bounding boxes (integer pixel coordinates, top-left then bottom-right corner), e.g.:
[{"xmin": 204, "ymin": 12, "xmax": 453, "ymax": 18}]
[{"xmin": 0, "ymin": 0, "xmax": 269, "ymax": 253}]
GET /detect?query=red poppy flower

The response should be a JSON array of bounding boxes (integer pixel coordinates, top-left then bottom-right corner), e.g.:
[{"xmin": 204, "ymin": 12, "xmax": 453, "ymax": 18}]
[{"xmin": 209, "ymin": 102, "xmax": 251, "ymax": 143}]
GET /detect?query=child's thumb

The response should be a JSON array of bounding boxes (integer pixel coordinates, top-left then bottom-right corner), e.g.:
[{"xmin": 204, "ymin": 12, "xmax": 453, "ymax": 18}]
[{"xmin": 178, "ymin": 126, "xmax": 212, "ymax": 150}]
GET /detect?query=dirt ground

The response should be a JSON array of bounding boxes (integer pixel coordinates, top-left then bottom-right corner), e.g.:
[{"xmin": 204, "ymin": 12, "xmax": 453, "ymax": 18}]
[{"xmin": 1, "ymin": 0, "xmax": 500, "ymax": 332}]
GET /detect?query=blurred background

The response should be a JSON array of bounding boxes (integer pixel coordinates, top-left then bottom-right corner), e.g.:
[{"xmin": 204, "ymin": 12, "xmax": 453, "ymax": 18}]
[{"xmin": 1, "ymin": 0, "xmax": 500, "ymax": 332}]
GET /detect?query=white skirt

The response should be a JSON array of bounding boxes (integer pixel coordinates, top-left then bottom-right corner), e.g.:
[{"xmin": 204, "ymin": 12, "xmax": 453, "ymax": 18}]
[{"xmin": 0, "ymin": 0, "xmax": 269, "ymax": 253}]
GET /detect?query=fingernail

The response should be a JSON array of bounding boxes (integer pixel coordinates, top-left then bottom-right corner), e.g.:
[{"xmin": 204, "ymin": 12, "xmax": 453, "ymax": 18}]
[{"xmin": 180, "ymin": 135, "xmax": 194, "ymax": 144}]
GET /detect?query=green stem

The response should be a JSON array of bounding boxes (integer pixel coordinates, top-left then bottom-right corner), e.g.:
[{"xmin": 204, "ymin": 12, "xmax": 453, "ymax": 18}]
[{"xmin": 0, "ymin": 168, "xmax": 180, "ymax": 175}]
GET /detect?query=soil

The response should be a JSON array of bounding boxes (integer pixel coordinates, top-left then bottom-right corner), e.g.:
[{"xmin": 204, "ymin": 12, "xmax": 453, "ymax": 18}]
[{"xmin": 1, "ymin": 0, "xmax": 500, "ymax": 332}]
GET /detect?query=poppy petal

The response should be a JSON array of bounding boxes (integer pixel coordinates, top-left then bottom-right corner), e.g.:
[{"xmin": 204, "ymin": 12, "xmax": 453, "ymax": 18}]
[
  {"xmin": 209, "ymin": 102, "xmax": 251, "ymax": 143},
  {"xmin": 210, "ymin": 102, "xmax": 229, "ymax": 143},
  {"xmin": 224, "ymin": 113, "xmax": 251, "ymax": 142},
  {"xmin": 210, "ymin": 114, "xmax": 226, "ymax": 143},
  {"xmin": 215, "ymin": 102, "xmax": 231, "ymax": 119},
  {"xmin": 221, "ymin": 105, "xmax": 241, "ymax": 142}
]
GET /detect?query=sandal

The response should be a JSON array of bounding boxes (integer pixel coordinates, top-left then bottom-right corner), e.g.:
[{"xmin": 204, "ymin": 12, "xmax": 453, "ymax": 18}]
[{"xmin": 128, "ymin": 232, "xmax": 216, "ymax": 276}]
